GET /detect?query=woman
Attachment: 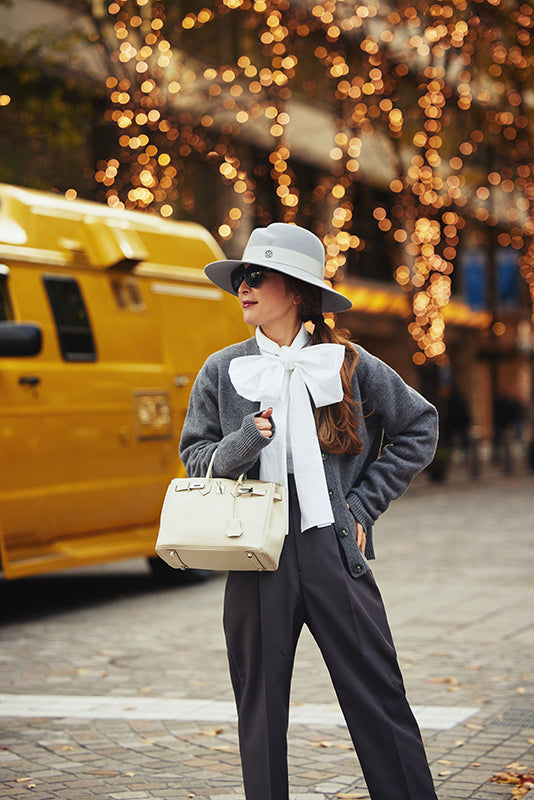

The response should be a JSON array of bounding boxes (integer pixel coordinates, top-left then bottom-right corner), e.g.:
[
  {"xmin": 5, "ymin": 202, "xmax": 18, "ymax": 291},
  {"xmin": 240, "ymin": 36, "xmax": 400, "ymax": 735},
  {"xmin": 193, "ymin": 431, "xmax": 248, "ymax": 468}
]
[{"xmin": 179, "ymin": 222, "xmax": 439, "ymax": 800}]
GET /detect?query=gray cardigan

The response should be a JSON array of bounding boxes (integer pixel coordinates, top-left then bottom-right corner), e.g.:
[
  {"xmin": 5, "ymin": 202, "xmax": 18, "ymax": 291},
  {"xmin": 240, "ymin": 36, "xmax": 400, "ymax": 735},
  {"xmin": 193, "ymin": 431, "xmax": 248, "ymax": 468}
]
[{"xmin": 179, "ymin": 337, "xmax": 438, "ymax": 578}]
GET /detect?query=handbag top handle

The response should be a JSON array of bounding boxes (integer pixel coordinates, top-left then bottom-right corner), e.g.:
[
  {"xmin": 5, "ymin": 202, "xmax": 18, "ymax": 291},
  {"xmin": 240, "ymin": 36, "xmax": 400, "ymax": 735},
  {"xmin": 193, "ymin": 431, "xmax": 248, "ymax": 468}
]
[
  {"xmin": 205, "ymin": 448, "xmax": 245, "ymax": 483},
  {"xmin": 206, "ymin": 449, "xmax": 217, "ymax": 479}
]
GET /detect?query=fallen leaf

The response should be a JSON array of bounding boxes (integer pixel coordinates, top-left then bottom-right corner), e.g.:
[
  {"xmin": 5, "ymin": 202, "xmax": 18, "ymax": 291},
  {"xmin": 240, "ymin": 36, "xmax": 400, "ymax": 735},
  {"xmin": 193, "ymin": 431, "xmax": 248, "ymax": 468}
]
[
  {"xmin": 86, "ymin": 771, "xmax": 119, "ymax": 776},
  {"xmin": 309, "ymin": 740, "xmax": 353, "ymax": 750},
  {"xmin": 437, "ymin": 759, "xmax": 454, "ymax": 765},
  {"xmin": 516, "ymin": 687, "xmax": 527, "ymax": 694},
  {"xmin": 454, "ymin": 740, "xmax": 465, "ymax": 747},
  {"xmin": 60, "ymin": 745, "xmax": 74, "ymax": 751},
  {"xmin": 471, "ymin": 763, "xmax": 482, "ymax": 768},
  {"xmin": 197, "ymin": 727, "xmax": 224, "ymax": 737},
  {"xmin": 428, "ymin": 676, "xmax": 460, "ymax": 685},
  {"xmin": 466, "ymin": 723, "xmax": 484, "ymax": 730},
  {"xmin": 489, "ymin": 767, "xmax": 534, "ymax": 798},
  {"xmin": 507, "ymin": 763, "xmax": 528, "ymax": 771},
  {"xmin": 14, "ymin": 778, "xmax": 32, "ymax": 783},
  {"xmin": 438, "ymin": 771, "xmax": 452, "ymax": 777},
  {"xmin": 336, "ymin": 794, "xmax": 366, "ymax": 799},
  {"xmin": 138, "ymin": 686, "xmax": 152, "ymax": 693}
]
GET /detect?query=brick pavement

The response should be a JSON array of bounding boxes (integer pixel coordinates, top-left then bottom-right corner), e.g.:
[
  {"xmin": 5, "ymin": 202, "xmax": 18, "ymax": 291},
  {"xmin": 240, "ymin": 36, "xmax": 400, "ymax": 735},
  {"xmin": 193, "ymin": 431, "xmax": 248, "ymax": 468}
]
[{"xmin": 0, "ymin": 468, "xmax": 533, "ymax": 799}]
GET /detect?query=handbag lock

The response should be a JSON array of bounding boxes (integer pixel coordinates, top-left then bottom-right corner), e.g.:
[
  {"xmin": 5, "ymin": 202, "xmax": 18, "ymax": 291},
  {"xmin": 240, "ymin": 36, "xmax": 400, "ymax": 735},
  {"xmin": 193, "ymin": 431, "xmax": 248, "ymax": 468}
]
[{"xmin": 173, "ymin": 480, "xmax": 206, "ymax": 492}]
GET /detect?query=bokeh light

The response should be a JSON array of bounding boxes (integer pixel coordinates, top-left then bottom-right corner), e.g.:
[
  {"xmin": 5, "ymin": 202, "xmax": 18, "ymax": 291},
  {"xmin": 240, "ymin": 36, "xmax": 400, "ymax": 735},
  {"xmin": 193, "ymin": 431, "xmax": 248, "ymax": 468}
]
[{"xmin": 91, "ymin": 0, "xmax": 534, "ymax": 360}]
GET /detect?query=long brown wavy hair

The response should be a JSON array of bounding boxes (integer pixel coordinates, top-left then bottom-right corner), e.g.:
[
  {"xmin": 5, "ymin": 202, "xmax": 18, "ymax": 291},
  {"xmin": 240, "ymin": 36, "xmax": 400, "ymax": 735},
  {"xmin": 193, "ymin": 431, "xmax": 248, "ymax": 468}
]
[{"xmin": 284, "ymin": 276, "xmax": 363, "ymax": 456}]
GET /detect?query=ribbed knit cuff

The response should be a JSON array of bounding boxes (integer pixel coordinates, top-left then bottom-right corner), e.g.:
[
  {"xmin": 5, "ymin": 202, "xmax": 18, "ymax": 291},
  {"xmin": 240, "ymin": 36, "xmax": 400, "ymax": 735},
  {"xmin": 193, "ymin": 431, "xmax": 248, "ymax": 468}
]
[
  {"xmin": 237, "ymin": 413, "xmax": 273, "ymax": 459},
  {"xmin": 346, "ymin": 491, "xmax": 373, "ymax": 533},
  {"xmin": 213, "ymin": 413, "xmax": 274, "ymax": 478}
]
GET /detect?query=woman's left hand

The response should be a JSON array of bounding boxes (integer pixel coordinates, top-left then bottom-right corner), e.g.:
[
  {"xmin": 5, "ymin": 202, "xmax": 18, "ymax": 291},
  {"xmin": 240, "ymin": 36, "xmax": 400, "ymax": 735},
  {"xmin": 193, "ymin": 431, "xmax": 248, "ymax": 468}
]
[
  {"xmin": 347, "ymin": 502, "xmax": 366, "ymax": 553},
  {"xmin": 356, "ymin": 521, "xmax": 366, "ymax": 554}
]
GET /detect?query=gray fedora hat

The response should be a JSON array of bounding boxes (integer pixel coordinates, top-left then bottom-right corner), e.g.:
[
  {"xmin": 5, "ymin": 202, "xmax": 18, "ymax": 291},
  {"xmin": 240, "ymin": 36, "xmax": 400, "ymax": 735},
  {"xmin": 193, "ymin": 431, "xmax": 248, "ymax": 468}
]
[{"xmin": 204, "ymin": 222, "xmax": 352, "ymax": 313}]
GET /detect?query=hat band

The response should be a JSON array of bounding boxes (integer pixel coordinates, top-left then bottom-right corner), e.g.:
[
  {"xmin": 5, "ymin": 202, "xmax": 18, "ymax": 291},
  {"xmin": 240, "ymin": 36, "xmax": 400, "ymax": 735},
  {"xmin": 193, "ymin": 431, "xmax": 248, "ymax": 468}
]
[{"xmin": 243, "ymin": 245, "xmax": 324, "ymax": 280}]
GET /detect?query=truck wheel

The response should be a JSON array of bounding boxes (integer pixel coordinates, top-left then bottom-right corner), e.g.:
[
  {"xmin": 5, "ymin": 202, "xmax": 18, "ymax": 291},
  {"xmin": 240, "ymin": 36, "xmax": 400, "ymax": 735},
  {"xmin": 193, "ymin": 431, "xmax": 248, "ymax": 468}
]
[{"xmin": 147, "ymin": 557, "xmax": 212, "ymax": 584}]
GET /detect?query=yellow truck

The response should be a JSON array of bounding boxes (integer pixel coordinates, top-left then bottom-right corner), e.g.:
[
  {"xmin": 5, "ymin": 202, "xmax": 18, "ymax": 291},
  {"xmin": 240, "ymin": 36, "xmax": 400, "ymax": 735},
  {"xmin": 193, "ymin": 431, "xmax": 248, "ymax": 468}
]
[{"xmin": 0, "ymin": 183, "xmax": 248, "ymax": 579}]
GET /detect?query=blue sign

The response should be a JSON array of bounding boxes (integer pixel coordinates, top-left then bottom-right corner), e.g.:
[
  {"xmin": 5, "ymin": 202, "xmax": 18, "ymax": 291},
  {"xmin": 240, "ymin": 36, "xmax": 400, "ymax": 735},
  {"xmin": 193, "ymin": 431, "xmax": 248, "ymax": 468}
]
[
  {"xmin": 460, "ymin": 247, "xmax": 519, "ymax": 310},
  {"xmin": 461, "ymin": 248, "xmax": 486, "ymax": 310},
  {"xmin": 496, "ymin": 247, "xmax": 519, "ymax": 308}
]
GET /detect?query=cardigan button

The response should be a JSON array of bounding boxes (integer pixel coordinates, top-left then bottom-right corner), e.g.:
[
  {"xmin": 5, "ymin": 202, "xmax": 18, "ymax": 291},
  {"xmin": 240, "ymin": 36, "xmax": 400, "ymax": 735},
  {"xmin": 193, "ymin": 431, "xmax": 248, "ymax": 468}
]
[{"xmin": 340, "ymin": 528, "xmax": 348, "ymax": 537}]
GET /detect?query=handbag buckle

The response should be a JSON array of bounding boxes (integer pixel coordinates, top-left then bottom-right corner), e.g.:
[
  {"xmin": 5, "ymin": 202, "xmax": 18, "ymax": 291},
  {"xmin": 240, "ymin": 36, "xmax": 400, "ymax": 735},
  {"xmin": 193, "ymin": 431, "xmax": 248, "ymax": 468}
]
[
  {"xmin": 236, "ymin": 486, "xmax": 254, "ymax": 495},
  {"xmin": 188, "ymin": 481, "xmax": 205, "ymax": 491}
]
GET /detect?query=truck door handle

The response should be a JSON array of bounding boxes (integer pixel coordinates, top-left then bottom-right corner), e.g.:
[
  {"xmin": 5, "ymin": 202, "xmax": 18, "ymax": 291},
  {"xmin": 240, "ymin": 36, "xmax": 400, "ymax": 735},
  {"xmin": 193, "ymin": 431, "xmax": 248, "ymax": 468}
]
[{"xmin": 19, "ymin": 375, "xmax": 41, "ymax": 387}]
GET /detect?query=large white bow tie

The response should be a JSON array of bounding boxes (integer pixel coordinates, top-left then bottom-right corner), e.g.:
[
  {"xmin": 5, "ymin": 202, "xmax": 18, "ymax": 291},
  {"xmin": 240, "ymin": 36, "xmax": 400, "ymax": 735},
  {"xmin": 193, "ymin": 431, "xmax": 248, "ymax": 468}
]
[{"xmin": 229, "ymin": 327, "xmax": 344, "ymax": 532}]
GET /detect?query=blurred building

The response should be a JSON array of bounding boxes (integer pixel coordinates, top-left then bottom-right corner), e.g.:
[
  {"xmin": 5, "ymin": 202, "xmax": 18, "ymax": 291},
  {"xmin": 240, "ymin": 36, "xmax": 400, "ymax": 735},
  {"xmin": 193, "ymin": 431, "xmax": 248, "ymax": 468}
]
[{"xmin": 1, "ymin": 0, "xmax": 533, "ymax": 448}]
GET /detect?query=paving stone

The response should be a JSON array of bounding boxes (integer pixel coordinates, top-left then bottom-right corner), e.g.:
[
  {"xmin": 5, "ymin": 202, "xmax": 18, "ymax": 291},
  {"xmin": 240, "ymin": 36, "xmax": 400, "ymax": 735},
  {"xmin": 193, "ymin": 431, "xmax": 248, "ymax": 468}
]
[{"xmin": 1, "ymin": 472, "xmax": 534, "ymax": 798}]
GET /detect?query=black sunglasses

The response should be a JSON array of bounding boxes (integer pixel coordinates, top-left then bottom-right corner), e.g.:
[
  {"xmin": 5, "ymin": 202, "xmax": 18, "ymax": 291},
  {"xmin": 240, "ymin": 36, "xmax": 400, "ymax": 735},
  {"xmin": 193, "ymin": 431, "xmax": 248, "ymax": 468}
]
[{"xmin": 230, "ymin": 264, "xmax": 273, "ymax": 294}]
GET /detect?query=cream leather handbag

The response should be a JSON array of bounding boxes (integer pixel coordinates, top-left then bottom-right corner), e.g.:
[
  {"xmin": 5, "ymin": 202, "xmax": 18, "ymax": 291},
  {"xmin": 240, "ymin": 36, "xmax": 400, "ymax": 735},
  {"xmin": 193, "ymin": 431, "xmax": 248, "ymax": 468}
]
[{"xmin": 155, "ymin": 451, "xmax": 287, "ymax": 572}]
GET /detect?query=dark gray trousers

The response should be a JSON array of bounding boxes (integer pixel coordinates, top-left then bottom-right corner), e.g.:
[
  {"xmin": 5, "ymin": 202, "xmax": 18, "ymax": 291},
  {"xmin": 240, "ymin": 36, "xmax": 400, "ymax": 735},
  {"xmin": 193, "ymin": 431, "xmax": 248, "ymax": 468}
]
[{"xmin": 223, "ymin": 477, "xmax": 438, "ymax": 800}]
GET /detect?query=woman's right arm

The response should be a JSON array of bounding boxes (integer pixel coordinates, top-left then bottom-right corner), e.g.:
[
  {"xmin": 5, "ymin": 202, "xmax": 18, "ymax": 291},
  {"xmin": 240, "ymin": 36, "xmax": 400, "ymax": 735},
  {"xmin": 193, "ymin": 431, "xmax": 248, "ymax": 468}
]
[{"xmin": 179, "ymin": 357, "xmax": 274, "ymax": 479}]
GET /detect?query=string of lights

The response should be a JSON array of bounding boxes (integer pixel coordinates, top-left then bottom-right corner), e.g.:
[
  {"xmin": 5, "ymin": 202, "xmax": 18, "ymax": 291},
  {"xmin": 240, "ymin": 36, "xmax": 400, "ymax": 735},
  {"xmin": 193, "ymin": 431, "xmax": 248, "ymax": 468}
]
[{"xmin": 90, "ymin": 0, "xmax": 533, "ymax": 363}]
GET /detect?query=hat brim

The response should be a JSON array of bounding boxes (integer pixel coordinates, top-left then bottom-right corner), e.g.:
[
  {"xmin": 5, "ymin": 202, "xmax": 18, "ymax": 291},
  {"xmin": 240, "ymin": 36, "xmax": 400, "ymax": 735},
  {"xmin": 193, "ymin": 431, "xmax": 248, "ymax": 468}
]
[{"xmin": 204, "ymin": 258, "xmax": 352, "ymax": 313}]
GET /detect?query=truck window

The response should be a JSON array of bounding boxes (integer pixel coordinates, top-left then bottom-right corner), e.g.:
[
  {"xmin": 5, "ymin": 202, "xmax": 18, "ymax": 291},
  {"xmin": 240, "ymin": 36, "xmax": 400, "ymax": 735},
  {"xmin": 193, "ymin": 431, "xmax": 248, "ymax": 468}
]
[
  {"xmin": 0, "ymin": 265, "xmax": 14, "ymax": 321},
  {"xmin": 43, "ymin": 275, "xmax": 97, "ymax": 362}
]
